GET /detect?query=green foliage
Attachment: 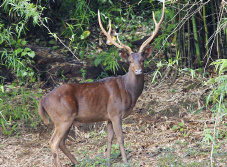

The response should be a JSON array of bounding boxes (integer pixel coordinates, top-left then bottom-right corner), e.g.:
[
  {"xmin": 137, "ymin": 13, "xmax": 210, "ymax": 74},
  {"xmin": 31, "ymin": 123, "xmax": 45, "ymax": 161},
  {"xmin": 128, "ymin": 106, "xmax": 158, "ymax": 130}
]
[
  {"xmin": 2, "ymin": 0, "xmax": 44, "ymax": 24},
  {"xmin": 91, "ymin": 48, "xmax": 121, "ymax": 74},
  {"xmin": 181, "ymin": 68, "xmax": 203, "ymax": 80},
  {"xmin": 0, "ymin": 0, "xmax": 44, "ymax": 83},
  {"xmin": 203, "ymin": 59, "xmax": 227, "ymax": 166},
  {"xmin": 152, "ymin": 61, "xmax": 163, "ymax": 83},
  {"xmin": 59, "ymin": 0, "xmax": 95, "ymax": 49},
  {"xmin": 1, "ymin": 45, "xmax": 35, "ymax": 82},
  {"xmin": 172, "ymin": 122, "xmax": 188, "ymax": 137},
  {"xmin": 151, "ymin": 56, "xmax": 180, "ymax": 83},
  {"xmin": 206, "ymin": 59, "xmax": 227, "ymax": 105},
  {"xmin": 80, "ymin": 67, "xmax": 87, "ymax": 79},
  {"xmin": 80, "ymin": 30, "xmax": 91, "ymax": 40},
  {"xmin": 0, "ymin": 84, "xmax": 42, "ymax": 135}
]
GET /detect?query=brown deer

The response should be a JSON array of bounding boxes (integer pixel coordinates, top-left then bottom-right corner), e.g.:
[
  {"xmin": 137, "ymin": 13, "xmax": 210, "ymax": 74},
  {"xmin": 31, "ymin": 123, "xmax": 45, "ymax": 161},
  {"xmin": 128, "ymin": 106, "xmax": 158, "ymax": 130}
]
[{"xmin": 38, "ymin": 1, "xmax": 165, "ymax": 166}]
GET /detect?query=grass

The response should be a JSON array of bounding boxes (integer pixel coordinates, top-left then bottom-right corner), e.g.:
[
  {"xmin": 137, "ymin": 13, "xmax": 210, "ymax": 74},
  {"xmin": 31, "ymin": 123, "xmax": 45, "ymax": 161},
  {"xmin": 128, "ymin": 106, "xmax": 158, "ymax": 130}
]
[
  {"xmin": 155, "ymin": 138, "xmax": 227, "ymax": 167},
  {"xmin": 72, "ymin": 143, "xmax": 129, "ymax": 167},
  {"xmin": 0, "ymin": 83, "xmax": 43, "ymax": 135},
  {"xmin": 156, "ymin": 143, "xmax": 210, "ymax": 167}
]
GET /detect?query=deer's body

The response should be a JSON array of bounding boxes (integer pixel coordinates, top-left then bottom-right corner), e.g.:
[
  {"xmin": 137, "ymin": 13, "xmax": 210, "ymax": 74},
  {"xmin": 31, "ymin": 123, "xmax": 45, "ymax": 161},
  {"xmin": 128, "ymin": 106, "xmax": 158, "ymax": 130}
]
[
  {"xmin": 39, "ymin": 69, "xmax": 145, "ymax": 167},
  {"xmin": 39, "ymin": 1, "xmax": 165, "ymax": 166},
  {"xmin": 40, "ymin": 71, "xmax": 144, "ymax": 125}
]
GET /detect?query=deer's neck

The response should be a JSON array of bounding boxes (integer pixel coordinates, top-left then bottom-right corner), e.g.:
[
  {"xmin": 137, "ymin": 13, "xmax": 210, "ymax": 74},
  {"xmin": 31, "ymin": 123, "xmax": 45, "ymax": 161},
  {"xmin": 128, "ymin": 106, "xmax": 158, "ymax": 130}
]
[{"xmin": 123, "ymin": 69, "xmax": 144, "ymax": 105}]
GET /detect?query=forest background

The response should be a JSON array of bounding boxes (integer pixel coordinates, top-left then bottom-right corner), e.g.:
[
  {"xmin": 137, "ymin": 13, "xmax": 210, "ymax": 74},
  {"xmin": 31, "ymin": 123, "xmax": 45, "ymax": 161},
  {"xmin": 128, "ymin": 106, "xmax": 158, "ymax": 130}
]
[{"xmin": 0, "ymin": 0, "xmax": 226, "ymax": 166}]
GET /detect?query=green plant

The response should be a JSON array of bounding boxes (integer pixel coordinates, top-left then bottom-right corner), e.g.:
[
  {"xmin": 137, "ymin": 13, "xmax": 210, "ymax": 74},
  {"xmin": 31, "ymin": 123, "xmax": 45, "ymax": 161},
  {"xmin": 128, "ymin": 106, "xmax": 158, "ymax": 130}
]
[
  {"xmin": 0, "ymin": 85, "xmax": 42, "ymax": 135},
  {"xmin": 181, "ymin": 68, "xmax": 203, "ymax": 80},
  {"xmin": 1, "ymin": 45, "xmax": 36, "ymax": 82},
  {"xmin": 92, "ymin": 48, "xmax": 120, "ymax": 74},
  {"xmin": 0, "ymin": 0, "xmax": 44, "ymax": 83},
  {"xmin": 157, "ymin": 153, "xmax": 182, "ymax": 167},
  {"xmin": 60, "ymin": 70, "xmax": 67, "ymax": 81},
  {"xmin": 203, "ymin": 59, "xmax": 227, "ymax": 166},
  {"xmin": 151, "ymin": 55, "xmax": 180, "ymax": 83},
  {"xmin": 79, "ymin": 67, "xmax": 94, "ymax": 83},
  {"xmin": 172, "ymin": 122, "xmax": 189, "ymax": 137},
  {"xmin": 80, "ymin": 67, "xmax": 87, "ymax": 79},
  {"xmin": 152, "ymin": 60, "xmax": 163, "ymax": 83}
]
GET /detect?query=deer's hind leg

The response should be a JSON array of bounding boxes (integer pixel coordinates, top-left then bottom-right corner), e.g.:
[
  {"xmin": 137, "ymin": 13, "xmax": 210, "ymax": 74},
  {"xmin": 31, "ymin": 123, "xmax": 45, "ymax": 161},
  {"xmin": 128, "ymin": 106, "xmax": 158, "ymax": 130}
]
[{"xmin": 49, "ymin": 120, "xmax": 75, "ymax": 167}]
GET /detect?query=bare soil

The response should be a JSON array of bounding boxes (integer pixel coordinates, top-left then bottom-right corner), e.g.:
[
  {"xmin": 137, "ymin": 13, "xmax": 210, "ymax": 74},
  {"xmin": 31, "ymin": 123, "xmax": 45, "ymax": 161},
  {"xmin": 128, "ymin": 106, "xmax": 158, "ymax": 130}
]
[{"xmin": 0, "ymin": 73, "xmax": 226, "ymax": 167}]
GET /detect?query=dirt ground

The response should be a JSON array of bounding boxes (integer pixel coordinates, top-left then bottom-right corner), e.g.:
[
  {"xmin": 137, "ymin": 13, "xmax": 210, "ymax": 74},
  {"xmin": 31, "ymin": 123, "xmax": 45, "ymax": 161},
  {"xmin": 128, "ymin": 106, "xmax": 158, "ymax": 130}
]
[{"xmin": 0, "ymin": 73, "xmax": 226, "ymax": 167}]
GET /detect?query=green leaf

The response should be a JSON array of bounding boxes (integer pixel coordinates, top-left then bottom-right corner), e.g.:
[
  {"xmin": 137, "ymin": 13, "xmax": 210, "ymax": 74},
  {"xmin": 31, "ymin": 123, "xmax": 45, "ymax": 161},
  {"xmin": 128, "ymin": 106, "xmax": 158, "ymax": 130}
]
[
  {"xmin": 35, "ymin": 38, "xmax": 40, "ymax": 43},
  {"xmin": 0, "ymin": 85, "xmax": 4, "ymax": 93},
  {"xmin": 94, "ymin": 58, "xmax": 102, "ymax": 67},
  {"xmin": 179, "ymin": 122, "xmax": 184, "ymax": 127},
  {"xmin": 15, "ymin": 48, "xmax": 23, "ymax": 54},
  {"xmin": 205, "ymin": 134, "xmax": 215, "ymax": 144},
  {"xmin": 86, "ymin": 79, "xmax": 94, "ymax": 83},
  {"xmin": 48, "ymin": 40, "xmax": 56, "ymax": 45},
  {"xmin": 194, "ymin": 106, "xmax": 204, "ymax": 115},
  {"xmin": 22, "ymin": 71, "xmax": 28, "ymax": 76},
  {"xmin": 80, "ymin": 30, "xmax": 90, "ymax": 40},
  {"xmin": 52, "ymin": 46, "xmax": 59, "ymax": 50},
  {"xmin": 21, "ymin": 40, "xmax": 27, "ymax": 46},
  {"xmin": 24, "ymin": 48, "xmax": 31, "ymax": 52},
  {"xmin": 21, "ymin": 51, "xmax": 27, "ymax": 57},
  {"xmin": 172, "ymin": 125, "xmax": 178, "ymax": 131},
  {"xmin": 27, "ymin": 51, "xmax": 35, "ymax": 58}
]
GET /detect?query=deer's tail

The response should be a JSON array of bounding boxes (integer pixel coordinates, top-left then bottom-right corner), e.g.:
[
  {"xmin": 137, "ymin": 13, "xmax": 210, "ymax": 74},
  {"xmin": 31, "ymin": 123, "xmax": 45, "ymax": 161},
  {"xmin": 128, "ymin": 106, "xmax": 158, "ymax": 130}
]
[{"xmin": 38, "ymin": 98, "xmax": 49, "ymax": 125}]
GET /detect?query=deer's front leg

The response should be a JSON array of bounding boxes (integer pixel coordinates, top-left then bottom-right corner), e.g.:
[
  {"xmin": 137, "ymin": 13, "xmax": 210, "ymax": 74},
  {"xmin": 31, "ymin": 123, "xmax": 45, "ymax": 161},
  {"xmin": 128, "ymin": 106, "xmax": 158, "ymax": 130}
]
[
  {"xmin": 106, "ymin": 121, "xmax": 114, "ymax": 166},
  {"xmin": 111, "ymin": 116, "xmax": 127, "ymax": 163}
]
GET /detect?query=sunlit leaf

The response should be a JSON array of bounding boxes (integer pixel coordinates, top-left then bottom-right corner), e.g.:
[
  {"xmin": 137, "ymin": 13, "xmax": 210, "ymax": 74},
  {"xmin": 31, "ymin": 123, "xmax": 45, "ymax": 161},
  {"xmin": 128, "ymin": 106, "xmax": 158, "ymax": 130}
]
[
  {"xmin": 27, "ymin": 51, "xmax": 35, "ymax": 58},
  {"xmin": 80, "ymin": 30, "xmax": 91, "ymax": 40}
]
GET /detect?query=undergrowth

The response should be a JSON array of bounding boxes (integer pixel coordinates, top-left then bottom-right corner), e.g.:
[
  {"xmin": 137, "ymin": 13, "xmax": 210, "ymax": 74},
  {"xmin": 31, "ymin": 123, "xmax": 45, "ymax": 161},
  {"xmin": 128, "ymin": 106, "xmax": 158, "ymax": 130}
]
[
  {"xmin": 0, "ymin": 84, "xmax": 42, "ymax": 135},
  {"xmin": 204, "ymin": 59, "xmax": 227, "ymax": 166}
]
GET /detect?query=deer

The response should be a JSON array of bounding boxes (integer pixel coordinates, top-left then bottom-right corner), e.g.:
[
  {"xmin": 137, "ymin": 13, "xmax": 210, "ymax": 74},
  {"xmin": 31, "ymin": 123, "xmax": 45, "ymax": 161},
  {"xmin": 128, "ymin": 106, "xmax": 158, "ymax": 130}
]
[{"xmin": 38, "ymin": 1, "xmax": 165, "ymax": 167}]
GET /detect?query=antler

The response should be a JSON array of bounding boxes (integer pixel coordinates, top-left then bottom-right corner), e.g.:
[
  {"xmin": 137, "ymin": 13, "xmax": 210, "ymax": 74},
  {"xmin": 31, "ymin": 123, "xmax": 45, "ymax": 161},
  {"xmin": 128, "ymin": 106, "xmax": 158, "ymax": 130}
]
[
  {"xmin": 138, "ymin": 0, "xmax": 165, "ymax": 53},
  {"xmin": 98, "ymin": 10, "xmax": 133, "ymax": 54},
  {"xmin": 106, "ymin": 20, "xmax": 112, "ymax": 45}
]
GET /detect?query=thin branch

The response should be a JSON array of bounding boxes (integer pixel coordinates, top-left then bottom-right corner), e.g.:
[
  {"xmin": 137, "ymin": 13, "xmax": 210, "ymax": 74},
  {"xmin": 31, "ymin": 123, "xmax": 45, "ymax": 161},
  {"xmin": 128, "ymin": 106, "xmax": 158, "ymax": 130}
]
[
  {"xmin": 0, "ymin": 0, "xmax": 6, "ymax": 8},
  {"xmin": 39, "ymin": 19, "xmax": 81, "ymax": 61},
  {"xmin": 204, "ymin": 1, "xmax": 225, "ymax": 73}
]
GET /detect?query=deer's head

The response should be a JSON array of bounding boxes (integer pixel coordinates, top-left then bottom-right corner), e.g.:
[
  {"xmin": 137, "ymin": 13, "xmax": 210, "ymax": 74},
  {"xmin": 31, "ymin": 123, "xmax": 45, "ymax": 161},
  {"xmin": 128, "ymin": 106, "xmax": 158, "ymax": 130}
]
[{"xmin": 98, "ymin": 1, "xmax": 165, "ymax": 75}]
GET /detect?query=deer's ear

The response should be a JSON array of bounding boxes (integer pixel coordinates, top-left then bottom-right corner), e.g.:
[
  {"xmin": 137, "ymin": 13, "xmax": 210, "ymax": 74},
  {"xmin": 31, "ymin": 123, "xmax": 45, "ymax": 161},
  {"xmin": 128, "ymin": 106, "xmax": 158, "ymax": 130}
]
[
  {"xmin": 143, "ymin": 47, "xmax": 153, "ymax": 58},
  {"xmin": 119, "ymin": 50, "xmax": 129, "ymax": 60}
]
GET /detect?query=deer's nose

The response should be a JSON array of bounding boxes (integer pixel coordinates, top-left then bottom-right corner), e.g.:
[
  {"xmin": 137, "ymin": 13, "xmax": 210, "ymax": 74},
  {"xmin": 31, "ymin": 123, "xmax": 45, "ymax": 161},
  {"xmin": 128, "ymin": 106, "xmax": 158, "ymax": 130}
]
[{"xmin": 135, "ymin": 69, "xmax": 142, "ymax": 75}]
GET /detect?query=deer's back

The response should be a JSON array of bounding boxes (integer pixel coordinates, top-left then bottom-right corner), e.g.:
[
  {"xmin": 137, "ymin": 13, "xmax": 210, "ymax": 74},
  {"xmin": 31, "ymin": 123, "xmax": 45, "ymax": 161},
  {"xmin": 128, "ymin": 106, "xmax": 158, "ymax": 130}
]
[{"xmin": 42, "ymin": 76, "xmax": 132, "ymax": 123}]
